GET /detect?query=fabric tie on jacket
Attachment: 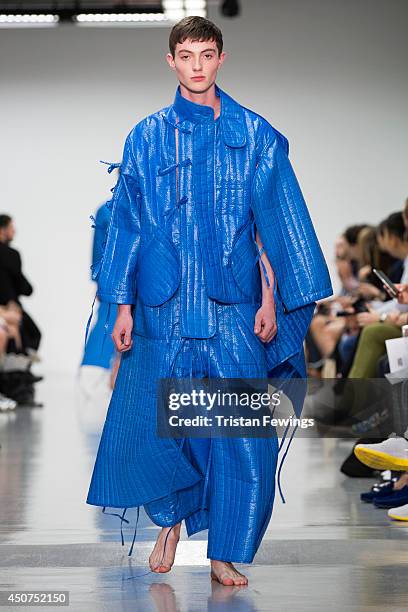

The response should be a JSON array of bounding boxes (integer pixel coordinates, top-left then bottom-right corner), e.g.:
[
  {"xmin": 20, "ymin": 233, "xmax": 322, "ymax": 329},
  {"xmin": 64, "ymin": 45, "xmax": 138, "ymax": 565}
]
[
  {"xmin": 99, "ymin": 160, "xmax": 121, "ymax": 174},
  {"xmin": 158, "ymin": 158, "xmax": 192, "ymax": 176},
  {"xmin": 163, "ymin": 195, "xmax": 188, "ymax": 225}
]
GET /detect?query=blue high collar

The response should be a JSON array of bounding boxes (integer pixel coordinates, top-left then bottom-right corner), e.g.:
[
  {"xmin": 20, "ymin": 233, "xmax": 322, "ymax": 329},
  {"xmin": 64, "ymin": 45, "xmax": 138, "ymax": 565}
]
[
  {"xmin": 169, "ymin": 83, "xmax": 247, "ymax": 148},
  {"xmin": 173, "ymin": 83, "xmax": 221, "ymax": 123}
]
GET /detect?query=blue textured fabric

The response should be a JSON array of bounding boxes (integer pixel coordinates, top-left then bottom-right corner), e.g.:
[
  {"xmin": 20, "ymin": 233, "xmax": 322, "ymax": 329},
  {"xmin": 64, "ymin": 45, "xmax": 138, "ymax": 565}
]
[
  {"xmin": 87, "ymin": 310, "xmax": 279, "ymax": 563},
  {"xmin": 95, "ymin": 84, "xmax": 333, "ymax": 361},
  {"xmin": 82, "ymin": 202, "xmax": 117, "ymax": 369},
  {"xmin": 86, "ymin": 84, "xmax": 334, "ymax": 562}
]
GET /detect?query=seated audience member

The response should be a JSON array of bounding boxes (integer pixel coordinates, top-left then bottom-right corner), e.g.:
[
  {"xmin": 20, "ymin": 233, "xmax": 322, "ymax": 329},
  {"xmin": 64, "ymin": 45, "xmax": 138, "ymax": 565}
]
[
  {"xmin": 307, "ymin": 220, "xmax": 402, "ymax": 375},
  {"xmin": 0, "ymin": 214, "xmax": 41, "ymax": 353},
  {"xmin": 0, "ymin": 215, "xmax": 42, "ymax": 406}
]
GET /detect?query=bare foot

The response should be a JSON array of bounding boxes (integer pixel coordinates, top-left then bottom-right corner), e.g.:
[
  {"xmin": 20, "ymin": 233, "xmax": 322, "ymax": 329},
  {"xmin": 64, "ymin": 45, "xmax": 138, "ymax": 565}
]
[
  {"xmin": 210, "ymin": 560, "xmax": 248, "ymax": 586},
  {"xmin": 394, "ymin": 472, "xmax": 408, "ymax": 490},
  {"xmin": 149, "ymin": 524, "xmax": 181, "ymax": 573}
]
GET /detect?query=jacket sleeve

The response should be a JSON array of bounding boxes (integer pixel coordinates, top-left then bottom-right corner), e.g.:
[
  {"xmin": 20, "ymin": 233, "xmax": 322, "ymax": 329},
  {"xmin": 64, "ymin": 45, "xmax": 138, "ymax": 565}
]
[
  {"xmin": 95, "ymin": 132, "xmax": 142, "ymax": 304},
  {"xmin": 251, "ymin": 121, "xmax": 333, "ymax": 312}
]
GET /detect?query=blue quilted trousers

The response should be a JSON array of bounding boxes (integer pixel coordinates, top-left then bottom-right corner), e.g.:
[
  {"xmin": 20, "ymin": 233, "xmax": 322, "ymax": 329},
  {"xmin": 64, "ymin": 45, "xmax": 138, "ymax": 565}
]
[{"xmin": 86, "ymin": 308, "xmax": 279, "ymax": 563}]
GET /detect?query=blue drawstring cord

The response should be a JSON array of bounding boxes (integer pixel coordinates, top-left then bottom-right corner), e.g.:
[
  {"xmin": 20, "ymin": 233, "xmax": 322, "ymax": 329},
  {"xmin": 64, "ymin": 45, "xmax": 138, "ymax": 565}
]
[
  {"xmin": 251, "ymin": 220, "xmax": 271, "ymax": 289},
  {"xmin": 128, "ymin": 506, "xmax": 140, "ymax": 557},
  {"xmin": 99, "ymin": 160, "xmax": 121, "ymax": 174},
  {"xmin": 84, "ymin": 292, "xmax": 97, "ymax": 346},
  {"xmin": 102, "ymin": 506, "xmax": 130, "ymax": 546},
  {"xmin": 276, "ymin": 422, "xmax": 299, "ymax": 504}
]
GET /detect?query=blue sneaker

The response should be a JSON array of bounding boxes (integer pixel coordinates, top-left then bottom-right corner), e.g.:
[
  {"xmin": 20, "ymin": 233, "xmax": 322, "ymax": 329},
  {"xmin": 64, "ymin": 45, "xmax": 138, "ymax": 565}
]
[
  {"xmin": 360, "ymin": 481, "xmax": 394, "ymax": 503},
  {"xmin": 373, "ymin": 486, "xmax": 408, "ymax": 509}
]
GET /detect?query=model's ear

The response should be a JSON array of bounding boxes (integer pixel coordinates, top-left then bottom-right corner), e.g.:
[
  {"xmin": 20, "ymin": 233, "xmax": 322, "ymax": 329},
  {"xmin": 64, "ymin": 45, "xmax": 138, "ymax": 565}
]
[{"xmin": 166, "ymin": 52, "xmax": 176, "ymax": 69}]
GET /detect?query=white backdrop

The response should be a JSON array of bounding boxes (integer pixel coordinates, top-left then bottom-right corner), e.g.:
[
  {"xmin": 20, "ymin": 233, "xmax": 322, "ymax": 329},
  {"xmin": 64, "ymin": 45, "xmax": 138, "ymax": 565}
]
[{"xmin": 1, "ymin": 0, "xmax": 407, "ymax": 373}]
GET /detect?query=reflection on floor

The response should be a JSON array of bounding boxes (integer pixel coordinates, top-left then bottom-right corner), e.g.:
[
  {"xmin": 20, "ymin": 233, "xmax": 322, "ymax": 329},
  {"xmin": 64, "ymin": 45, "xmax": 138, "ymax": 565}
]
[{"xmin": 1, "ymin": 374, "xmax": 408, "ymax": 611}]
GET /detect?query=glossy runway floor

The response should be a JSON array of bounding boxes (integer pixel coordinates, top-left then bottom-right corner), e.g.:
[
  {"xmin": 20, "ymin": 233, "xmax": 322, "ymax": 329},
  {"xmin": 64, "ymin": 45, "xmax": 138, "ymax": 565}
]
[{"xmin": 1, "ymin": 373, "xmax": 408, "ymax": 611}]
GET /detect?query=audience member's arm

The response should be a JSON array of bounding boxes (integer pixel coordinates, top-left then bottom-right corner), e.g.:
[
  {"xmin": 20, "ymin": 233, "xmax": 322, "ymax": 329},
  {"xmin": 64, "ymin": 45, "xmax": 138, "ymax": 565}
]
[{"xmin": 10, "ymin": 250, "xmax": 33, "ymax": 297}]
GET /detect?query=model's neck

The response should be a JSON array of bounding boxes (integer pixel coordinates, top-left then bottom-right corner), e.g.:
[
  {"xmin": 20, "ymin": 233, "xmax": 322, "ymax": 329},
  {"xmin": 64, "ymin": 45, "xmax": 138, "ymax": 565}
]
[{"xmin": 179, "ymin": 83, "xmax": 220, "ymax": 119}]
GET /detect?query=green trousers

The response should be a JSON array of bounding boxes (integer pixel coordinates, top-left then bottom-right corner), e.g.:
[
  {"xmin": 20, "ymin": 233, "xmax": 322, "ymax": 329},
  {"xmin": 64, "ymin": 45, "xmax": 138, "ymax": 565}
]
[{"xmin": 349, "ymin": 322, "xmax": 401, "ymax": 379}]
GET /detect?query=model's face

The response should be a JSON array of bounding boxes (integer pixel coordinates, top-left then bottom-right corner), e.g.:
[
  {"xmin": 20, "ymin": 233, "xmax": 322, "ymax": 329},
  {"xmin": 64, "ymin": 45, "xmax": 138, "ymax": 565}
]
[{"xmin": 166, "ymin": 38, "xmax": 225, "ymax": 94}]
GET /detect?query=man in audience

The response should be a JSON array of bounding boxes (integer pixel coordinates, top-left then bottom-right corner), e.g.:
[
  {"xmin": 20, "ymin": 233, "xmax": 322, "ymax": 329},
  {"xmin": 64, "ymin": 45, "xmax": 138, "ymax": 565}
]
[
  {"xmin": 0, "ymin": 214, "xmax": 42, "ymax": 406},
  {"xmin": 0, "ymin": 215, "xmax": 33, "ymax": 306}
]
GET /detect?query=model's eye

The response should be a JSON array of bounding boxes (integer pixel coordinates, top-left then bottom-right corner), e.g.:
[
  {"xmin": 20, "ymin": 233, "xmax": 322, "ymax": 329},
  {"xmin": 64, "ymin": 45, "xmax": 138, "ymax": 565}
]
[
  {"xmin": 181, "ymin": 55, "xmax": 190, "ymax": 60},
  {"xmin": 205, "ymin": 54, "xmax": 214, "ymax": 59}
]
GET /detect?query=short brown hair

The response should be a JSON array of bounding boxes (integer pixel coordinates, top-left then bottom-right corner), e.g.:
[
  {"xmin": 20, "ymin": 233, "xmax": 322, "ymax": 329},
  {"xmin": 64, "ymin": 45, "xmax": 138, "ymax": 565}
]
[{"xmin": 169, "ymin": 16, "xmax": 223, "ymax": 58}]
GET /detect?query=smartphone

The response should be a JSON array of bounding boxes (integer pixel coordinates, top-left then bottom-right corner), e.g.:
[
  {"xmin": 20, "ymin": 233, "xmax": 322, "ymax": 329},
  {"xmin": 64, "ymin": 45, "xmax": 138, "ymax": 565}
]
[{"xmin": 372, "ymin": 268, "xmax": 399, "ymax": 298}]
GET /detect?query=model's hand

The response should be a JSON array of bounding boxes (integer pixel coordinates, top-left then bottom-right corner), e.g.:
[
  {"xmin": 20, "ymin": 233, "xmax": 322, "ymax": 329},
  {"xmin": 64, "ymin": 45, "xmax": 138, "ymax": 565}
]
[
  {"xmin": 254, "ymin": 301, "xmax": 277, "ymax": 343},
  {"xmin": 112, "ymin": 306, "xmax": 133, "ymax": 352}
]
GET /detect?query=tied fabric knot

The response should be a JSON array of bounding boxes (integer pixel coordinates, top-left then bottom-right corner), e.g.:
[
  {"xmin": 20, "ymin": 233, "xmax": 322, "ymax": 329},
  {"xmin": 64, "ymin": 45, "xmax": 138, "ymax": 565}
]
[
  {"xmin": 163, "ymin": 114, "xmax": 192, "ymax": 133},
  {"xmin": 164, "ymin": 195, "xmax": 188, "ymax": 224},
  {"xmin": 99, "ymin": 160, "xmax": 121, "ymax": 174},
  {"xmin": 158, "ymin": 158, "xmax": 192, "ymax": 176}
]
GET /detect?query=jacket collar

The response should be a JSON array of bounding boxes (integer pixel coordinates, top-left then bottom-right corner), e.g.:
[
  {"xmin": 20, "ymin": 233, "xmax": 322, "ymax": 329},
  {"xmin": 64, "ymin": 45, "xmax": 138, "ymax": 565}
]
[{"xmin": 167, "ymin": 83, "xmax": 247, "ymax": 148}]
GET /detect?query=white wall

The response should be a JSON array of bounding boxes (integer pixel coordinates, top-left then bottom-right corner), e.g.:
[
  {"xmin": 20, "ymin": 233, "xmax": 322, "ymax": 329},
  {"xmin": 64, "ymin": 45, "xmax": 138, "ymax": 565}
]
[{"xmin": 1, "ymin": 0, "xmax": 407, "ymax": 373}]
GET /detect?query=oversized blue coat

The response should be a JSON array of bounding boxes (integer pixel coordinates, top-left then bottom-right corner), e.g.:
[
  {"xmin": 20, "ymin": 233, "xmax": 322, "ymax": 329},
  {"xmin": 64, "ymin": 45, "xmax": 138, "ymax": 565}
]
[
  {"xmin": 87, "ymin": 83, "xmax": 333, "ymax": 561},
  {"xmin": 93, "ymin": 84, "xmax": 332, "ymax": 365}
]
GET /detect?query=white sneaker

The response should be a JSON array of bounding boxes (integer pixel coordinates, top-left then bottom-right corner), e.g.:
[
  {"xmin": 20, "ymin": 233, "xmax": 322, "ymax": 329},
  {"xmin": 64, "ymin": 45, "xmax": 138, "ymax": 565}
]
[
  {"xmin": 388, "ymin": 503, "xmax": 408, "ymax": 521},
  {"xmin": 0, "ymin": 393, "xmax": 17, "ymax": 411},
  {"xmin": 354, "ymin": 434, "xmax": 408, "ymax": 471}
]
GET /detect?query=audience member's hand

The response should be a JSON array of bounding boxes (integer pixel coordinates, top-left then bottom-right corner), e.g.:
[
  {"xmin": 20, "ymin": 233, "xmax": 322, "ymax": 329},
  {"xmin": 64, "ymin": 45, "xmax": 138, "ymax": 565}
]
[
  {"xmin": 335, "ymin": 295, "xmax": 354, "ymax": 308},
  {"xmin": 358, "ymin": 265, "xmax": 372, "ymax": 281},
  {"xmin": 383, "ymin": 311, "xmax": 402, "ymax": 325},
  {"xmin": 395, "ymin": 283, "xmax": 408, "ymax": 305},
  {"xmin": 358, "ymin": 282, "xmax": 383, "ymax": 300},
  {"xmin": 356, "ymin": 303, "xmax": 382, "ymax": 327}
]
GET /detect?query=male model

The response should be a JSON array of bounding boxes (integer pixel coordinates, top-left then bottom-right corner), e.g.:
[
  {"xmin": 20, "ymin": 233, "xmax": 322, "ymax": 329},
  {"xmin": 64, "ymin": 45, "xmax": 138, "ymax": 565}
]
[{"xmin": 86, "ymin": 16, "xmax": 332, "ymax": 586}]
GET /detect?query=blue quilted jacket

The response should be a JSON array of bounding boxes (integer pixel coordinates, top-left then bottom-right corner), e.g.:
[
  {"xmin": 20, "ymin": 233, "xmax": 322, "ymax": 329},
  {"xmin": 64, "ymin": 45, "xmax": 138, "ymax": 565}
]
[{"xmin": 93, "ymin": 84, "xmax": 333, "ymax": 370}]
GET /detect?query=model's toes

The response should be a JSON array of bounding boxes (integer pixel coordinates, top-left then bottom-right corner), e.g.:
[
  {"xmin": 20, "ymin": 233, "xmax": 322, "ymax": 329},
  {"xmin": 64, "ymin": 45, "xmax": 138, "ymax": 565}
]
[
  {"xmin": 210, "ymin": 563, "xmax": 248, "ymax": 586},
  {"xmin": 148, "ymin": 526, "xmax": 180, "ymax": 573}
]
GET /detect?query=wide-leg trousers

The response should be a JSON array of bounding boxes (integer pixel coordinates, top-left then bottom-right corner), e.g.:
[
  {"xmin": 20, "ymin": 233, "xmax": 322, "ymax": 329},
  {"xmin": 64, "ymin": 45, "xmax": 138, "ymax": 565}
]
[{"xmin": 86, "ymin": 303, "xmax": 279, "ymax": 563}]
